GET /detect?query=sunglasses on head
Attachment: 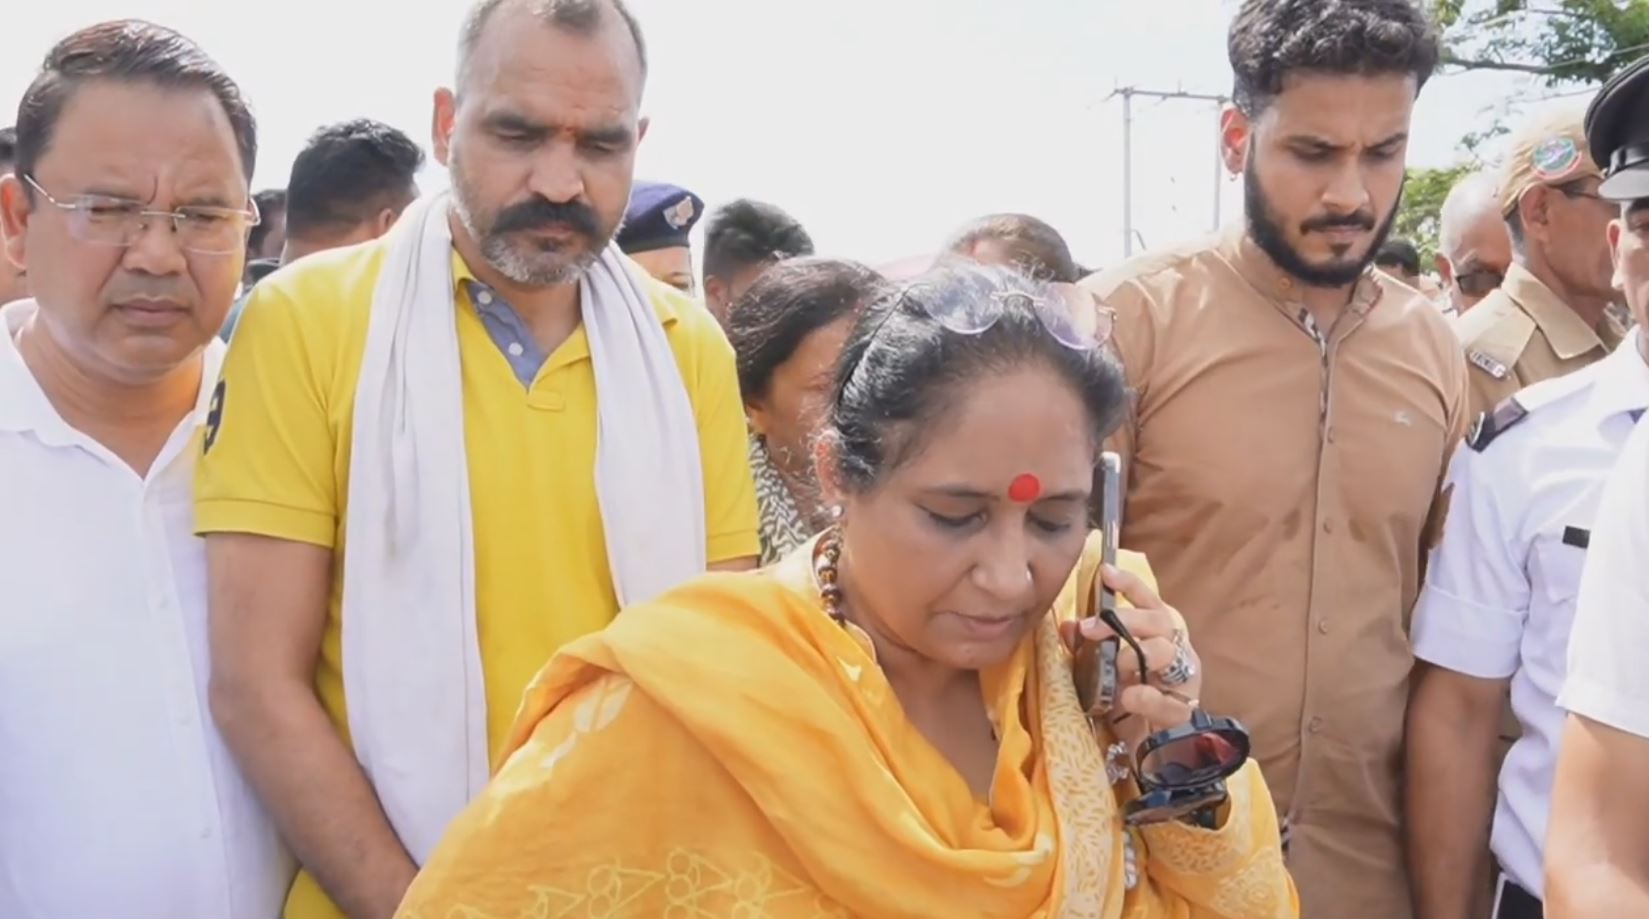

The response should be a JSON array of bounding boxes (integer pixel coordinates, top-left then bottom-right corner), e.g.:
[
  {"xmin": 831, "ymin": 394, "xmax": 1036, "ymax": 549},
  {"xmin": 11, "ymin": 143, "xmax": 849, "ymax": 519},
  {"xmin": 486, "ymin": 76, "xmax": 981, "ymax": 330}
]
[
  {"xmin": 911, "ymin": 279, "xmax": 1115, "ymax": 350},
  {"xmin": 837, "ymin": 275, "xmax": 1115, "ymax": 406}
]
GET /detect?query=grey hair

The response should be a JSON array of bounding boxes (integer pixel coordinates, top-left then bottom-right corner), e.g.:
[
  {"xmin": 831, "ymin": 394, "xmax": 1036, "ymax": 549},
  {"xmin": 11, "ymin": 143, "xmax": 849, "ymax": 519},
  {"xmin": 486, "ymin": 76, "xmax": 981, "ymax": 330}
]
[
  {"xmin": 1437, "ymin": 171, "xmax": 1501, "ymax": 260},
  {"xmin": 456, "ymin": 0, "xmax": 648, "ymax": 87}
]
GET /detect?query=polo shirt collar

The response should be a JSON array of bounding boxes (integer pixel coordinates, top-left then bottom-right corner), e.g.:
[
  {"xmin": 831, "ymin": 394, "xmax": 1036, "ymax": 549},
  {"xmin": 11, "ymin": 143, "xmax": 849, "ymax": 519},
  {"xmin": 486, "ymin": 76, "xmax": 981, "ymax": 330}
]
[
  {"xmin": 448, "ymin": 247, "xmax": 683, "ymax": 327},
  {"xmin": 0, "ymin": 298, "xmax": 225, "ymax": 442},
  {"xmin": 0, "ymin": 300, "xmax": 56, "ymax": 436}
]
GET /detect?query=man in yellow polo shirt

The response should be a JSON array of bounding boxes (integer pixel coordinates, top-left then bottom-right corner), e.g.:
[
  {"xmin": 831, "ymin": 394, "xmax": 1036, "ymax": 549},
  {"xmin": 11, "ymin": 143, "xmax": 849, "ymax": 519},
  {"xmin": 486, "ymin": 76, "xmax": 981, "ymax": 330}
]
[{"xmin": 197, "ymin": 2, "xmax": 758, "ymax": 918}]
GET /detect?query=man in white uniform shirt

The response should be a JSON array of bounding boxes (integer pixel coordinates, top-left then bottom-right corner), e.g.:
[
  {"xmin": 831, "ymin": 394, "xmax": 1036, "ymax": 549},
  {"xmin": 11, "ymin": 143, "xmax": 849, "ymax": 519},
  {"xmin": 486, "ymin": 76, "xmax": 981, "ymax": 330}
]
[
  {"xmin": 0, "ymin": 21, "xmax": 288, "ymax": 917},
  {"xmin": 1403, "ymin": 171, "xmax": 1649, "ymax": 919},
  {"xmin": 1545, "ymin": 52, "xmax": 1649, "ymax": 919}
]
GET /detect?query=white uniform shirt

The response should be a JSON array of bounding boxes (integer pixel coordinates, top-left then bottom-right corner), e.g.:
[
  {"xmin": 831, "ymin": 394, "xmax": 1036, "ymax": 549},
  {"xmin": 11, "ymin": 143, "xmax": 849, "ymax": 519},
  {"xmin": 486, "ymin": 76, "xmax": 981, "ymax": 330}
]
[
  {"xmin": 1413, "ymin": 334, "xmax": 1649, "ymax": 896},
  {"xmin": 1562, "ymin": 365, "xmax": 1649, "ymax": 738},
  {"xmin": 0, "ymin": 301, "xmax": 291, "ymax": 917}
]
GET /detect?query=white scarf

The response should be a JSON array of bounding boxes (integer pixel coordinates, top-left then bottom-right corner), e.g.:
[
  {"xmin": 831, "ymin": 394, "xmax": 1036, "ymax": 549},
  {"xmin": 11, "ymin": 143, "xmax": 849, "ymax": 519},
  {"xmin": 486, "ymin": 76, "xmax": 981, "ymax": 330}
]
[{"xmin": 340, "ymin": 191, "xmax": 707, "ymax": 862}]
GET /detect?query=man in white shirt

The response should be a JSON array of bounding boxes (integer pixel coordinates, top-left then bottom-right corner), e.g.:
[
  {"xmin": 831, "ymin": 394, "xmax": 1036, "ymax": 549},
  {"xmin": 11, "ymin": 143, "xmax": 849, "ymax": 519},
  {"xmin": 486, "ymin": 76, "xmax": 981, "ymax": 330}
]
[
  {"xmin": 1544, "ymin": 52, "xmax": 1649, "ymax": 919},
  {"xmin": 1404, "ymin": 265, "xmax": 1649, "ymax": 918},
  {"xmin": 0, "ymin": 20, "xmax": 289, "ymax": 918}
]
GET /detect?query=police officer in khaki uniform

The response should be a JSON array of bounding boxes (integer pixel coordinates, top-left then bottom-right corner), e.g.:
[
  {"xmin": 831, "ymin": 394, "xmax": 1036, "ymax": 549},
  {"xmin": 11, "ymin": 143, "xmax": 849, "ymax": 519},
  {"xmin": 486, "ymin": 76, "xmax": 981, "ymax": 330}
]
[{"xmin": 1455, "ymin": 103, "xmax": 1627, "ymax": 417}]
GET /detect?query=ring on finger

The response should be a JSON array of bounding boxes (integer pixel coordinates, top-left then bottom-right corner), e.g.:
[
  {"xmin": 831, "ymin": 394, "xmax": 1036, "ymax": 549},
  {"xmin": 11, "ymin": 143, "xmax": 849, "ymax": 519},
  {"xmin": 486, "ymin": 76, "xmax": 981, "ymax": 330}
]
[{"xmin": 1157, "ymin": 645, "xmax": 1197, "ymax": 687}]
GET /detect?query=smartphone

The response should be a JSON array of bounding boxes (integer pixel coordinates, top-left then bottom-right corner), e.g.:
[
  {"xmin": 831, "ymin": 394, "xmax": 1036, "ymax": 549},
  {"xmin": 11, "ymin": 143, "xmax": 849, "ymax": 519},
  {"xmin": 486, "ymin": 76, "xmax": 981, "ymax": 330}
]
[
  {"xmin": 1097, "ymin": 451, "xmax": 1122, "ymax": 620},
  {"xmin": 1073, "ymin": 451, "xmax": 1125, "ymax": 716}
]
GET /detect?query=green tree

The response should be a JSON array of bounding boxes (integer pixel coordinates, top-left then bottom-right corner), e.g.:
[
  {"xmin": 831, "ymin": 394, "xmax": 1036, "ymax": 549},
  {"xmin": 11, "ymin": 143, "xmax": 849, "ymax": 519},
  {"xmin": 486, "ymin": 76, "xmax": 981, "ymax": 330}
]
[
  {"xmin": 1437, "ymin": 0, "xmax": 1649, "ymax": 86},
  {"xmin": 1394, "ymin": 2, "xmax": 1648, "ymax": 265},
  {"xmin": 1397, "ymin": 164, "xmax": 1475, "ymax": 268}
]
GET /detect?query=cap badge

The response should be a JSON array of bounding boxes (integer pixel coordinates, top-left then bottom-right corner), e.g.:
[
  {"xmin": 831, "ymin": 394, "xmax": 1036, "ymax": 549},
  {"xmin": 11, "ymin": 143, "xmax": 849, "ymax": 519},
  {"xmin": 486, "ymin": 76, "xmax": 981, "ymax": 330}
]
[
  {"xmin": 1532, "ymin": 136, "xmax": 1581, "ymax": 181},
  {"xmin": 664, "ymin": 196, "xmax": 697, "ymax": 230}
]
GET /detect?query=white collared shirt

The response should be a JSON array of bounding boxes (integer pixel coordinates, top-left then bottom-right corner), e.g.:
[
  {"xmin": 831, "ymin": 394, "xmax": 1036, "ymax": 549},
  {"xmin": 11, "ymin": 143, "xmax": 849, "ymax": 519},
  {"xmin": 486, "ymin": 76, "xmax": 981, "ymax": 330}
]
[
  {"xmin": 1412, "ymin": 333, "xmax": 1649, "ymax": 896},
  {"xmin": 1562, "ymin": 373, "xmax": 1649, "ymax": 738},
  {"xmin": 0, "ymin": 301, "xmax": 291, "ymax": 918}
]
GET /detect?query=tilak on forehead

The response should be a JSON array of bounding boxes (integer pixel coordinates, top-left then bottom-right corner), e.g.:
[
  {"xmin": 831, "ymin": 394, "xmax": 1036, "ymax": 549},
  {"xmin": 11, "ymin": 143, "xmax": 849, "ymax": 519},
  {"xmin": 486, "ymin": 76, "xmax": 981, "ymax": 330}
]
[{"xmin": 1008, "ymin": 473, "xmax": 1042, "ymax": 504}]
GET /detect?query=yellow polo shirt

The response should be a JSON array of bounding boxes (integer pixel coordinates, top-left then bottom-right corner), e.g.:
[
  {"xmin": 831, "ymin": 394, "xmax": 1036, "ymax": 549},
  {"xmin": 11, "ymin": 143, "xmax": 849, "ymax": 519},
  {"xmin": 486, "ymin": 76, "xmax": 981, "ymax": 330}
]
[{"xmin": 195, "ymin": 239, "xmax": 759, "ymax": 919}]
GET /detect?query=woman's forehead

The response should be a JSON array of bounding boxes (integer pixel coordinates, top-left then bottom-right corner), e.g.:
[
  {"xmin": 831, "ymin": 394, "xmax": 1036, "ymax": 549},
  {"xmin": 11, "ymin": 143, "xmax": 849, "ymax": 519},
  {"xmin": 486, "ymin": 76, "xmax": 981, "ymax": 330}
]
[{"xmin": 882, "ymin": 368, "xmax": 1095, "ymax": 489}]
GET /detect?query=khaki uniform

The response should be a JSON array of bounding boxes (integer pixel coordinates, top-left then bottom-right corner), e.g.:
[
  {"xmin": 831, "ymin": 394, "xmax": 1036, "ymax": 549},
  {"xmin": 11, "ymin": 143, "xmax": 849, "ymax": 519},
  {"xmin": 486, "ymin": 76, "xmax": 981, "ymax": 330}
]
[
  {"xmin": 1454, "ymin": 263, "xmax": 1626, "ymax": 418},
  {"xmin": 1084, "ymin": 229, "xmax": 1469, "ymax": 919}
]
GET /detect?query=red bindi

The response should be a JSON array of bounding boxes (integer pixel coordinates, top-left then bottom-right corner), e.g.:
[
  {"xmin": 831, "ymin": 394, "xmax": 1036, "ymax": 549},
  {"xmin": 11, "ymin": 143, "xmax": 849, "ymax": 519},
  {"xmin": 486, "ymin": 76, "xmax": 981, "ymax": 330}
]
[{"xmin": 1008, "ymin": 473, "xmax": 1042, "ymax": 504}]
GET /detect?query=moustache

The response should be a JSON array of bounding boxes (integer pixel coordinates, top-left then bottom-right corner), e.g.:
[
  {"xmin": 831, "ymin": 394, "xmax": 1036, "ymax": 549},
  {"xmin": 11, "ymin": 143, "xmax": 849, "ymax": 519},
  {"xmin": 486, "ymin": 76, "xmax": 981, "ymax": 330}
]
[
  {"xmin": 1300, "ymin": 212, "xmax": 1376, "ymax": 233},
  {"xmin": 491, "ymin": 197, "xmax": 600, "ymax": 237},
  {"xmin": 106, "ymin": 284, "xmax": 192, "ymax": 305}
]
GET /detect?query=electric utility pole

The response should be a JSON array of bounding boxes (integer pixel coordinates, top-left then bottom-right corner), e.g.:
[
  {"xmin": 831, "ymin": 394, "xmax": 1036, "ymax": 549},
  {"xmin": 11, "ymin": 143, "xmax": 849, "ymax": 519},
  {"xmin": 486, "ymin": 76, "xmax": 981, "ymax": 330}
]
[{"xmin": 1110, "ymin": 86, "xmax": 1230, "ymax": 257}]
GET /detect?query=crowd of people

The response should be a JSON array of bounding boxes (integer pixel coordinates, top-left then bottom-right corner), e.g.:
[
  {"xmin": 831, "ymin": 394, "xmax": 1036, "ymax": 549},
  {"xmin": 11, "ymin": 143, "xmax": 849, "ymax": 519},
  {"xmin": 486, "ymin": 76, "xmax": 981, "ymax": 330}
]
[{"xmin": 4, "ymin": 0, "xmax": 1649, "ymax": 917}]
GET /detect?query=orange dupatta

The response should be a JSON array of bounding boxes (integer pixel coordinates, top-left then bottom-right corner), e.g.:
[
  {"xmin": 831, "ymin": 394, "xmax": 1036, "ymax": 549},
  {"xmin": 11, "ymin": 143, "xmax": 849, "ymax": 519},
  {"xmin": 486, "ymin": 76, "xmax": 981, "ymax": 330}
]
[{"xmin": 396, "ymin": 535, "xmax": 1295, "ymax": 918}]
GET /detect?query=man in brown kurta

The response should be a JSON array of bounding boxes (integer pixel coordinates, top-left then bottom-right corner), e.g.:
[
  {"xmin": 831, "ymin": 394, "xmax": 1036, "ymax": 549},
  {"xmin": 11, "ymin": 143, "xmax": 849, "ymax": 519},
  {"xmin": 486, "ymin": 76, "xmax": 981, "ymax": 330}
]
[{"xmin": 1083, "ymin": 2, "xmax": 1465, "ymax": 916}]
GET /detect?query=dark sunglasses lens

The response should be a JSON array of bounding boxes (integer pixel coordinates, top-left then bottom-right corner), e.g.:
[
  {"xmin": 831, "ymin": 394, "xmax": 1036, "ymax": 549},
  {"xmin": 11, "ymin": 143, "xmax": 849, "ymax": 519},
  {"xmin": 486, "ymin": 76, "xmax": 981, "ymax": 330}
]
[
  {"xmin": 1458, "ymin": 272, "xmax": 1503, "ymax": 297},
  {"xmin": 1138, "ymin": 726, "xmax": 1248, "ymax": 790}
]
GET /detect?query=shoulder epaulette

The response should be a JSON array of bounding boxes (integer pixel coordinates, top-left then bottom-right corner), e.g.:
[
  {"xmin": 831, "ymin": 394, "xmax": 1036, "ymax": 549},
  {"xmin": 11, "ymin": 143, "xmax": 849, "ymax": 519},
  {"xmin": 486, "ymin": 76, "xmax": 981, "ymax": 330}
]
[
  {"xmin": 1467, "ymin": 396, "xmax": 1529, "ymax": 452},
  {"xmin": 1456, "ymin": 290, "xmax": 1535, "ymax": 382}
]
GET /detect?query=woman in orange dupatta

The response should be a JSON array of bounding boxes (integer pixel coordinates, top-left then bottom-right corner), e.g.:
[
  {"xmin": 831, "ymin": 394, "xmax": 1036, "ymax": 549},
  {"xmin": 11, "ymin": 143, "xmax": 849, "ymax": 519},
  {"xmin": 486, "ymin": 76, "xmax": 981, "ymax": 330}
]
[{"xmin": 398, "ymin": 265, "xmax": 1297, "ymax": 918}]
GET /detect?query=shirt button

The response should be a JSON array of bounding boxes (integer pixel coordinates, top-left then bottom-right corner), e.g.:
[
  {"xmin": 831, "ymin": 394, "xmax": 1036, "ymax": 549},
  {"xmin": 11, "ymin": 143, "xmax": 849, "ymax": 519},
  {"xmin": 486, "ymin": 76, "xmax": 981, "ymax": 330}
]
[
  {"xmin": 1307, "ymin": 717, "xmax": 1323, "ymax": 733},
  {"xmin": 476, "ymin": 289, "xmax": 494, "ymax": 306},
  {"xmin": 1317, "ymin": 620, "xmax": 1330, "ymax": 635},
  {"xmin": 1325, "ymin": 427, "xmax": 1337, "ymax": 445},
  {"xmin": 1322, "ymin": 519, "xmax": 1334, "ymax": 535},
  {"xmin": 507, "ymin": 341, "xmax": 525, "ymax": 357}
]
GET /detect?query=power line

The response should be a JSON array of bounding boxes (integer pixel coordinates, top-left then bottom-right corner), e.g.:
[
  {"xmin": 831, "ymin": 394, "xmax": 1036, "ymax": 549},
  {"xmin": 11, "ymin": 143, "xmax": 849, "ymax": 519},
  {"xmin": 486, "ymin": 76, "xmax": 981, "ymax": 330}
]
[{"xmin": 1107, "ymin": 87, "xmax": 1229, "ymax": 258}]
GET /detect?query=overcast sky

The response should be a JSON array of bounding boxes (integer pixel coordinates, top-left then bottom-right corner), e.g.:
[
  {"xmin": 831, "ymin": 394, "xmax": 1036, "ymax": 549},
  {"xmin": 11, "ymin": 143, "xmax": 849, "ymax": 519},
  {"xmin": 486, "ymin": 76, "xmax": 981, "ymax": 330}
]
[{"xmin": 4, "ymin": 0, "xmax": 1551, "ymax": 269}]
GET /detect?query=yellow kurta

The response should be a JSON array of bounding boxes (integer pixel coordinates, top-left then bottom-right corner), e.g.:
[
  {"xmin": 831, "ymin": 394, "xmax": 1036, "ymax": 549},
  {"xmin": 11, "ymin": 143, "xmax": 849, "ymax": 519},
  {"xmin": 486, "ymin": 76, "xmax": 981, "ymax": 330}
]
[{"xmin": 397, "ymin": 535, "xmax": 1297, "ymax": 918}]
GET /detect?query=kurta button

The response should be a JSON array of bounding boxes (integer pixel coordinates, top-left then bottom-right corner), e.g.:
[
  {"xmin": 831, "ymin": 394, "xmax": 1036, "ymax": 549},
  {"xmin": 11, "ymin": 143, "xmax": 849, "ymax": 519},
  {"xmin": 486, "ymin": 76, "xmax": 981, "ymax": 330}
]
[
  {"xmin": 1317, "ymin": 620, "xmax": 1330, "ymax": 635},
  {"xmin": 1322, "ymin": 519, "xmax": 1334, "ymax": 534},
  {"xmin": 1308, "ymin": 717, "xmax": 1323, "ymax": 733}
]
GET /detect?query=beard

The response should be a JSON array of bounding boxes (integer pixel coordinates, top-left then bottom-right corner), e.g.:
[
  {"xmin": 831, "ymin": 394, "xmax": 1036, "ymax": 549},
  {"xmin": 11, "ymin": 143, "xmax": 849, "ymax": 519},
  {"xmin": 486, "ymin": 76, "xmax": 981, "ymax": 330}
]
[
  {"xmin": 448, "ymin": 149, "xmax": 615, "ymax": 286},
  {"xmin": 1244, "ymin": 155, "xmax": 1401, "ymax": 289}
]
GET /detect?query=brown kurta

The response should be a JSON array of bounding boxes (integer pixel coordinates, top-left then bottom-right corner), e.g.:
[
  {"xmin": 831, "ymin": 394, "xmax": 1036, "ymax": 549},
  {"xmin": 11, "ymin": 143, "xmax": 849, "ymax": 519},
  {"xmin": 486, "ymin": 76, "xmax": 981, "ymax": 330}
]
[
  {"xmin": 1083, "ymin": 229, "xmax": 1469, "ymax": 919},
  {"xmin": 1453, "ymin": 262, "xmax": 1626, "ymax": 418}
]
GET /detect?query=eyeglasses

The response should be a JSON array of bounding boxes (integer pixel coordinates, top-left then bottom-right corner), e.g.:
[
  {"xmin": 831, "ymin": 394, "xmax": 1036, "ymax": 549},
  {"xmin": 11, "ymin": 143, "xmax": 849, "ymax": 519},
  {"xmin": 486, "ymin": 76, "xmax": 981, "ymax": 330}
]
[
  {"xmin": 23, "ymin": 174, "xmax": 260, "ymax": 256},
  {"xmin": 1455, "ymin": 268, "xmax": 1505, "ymax": 298},
  {"xmin": 917, "ymin": 280, "xmax": 1115, "ymax": 349},
  {"xmin": 842, "ymin": 275, "xmax": 1113, "ymax": 379},
  {"xmin": 1556, "ymin": 181, "xmax": 1607, "ymax": 204}
]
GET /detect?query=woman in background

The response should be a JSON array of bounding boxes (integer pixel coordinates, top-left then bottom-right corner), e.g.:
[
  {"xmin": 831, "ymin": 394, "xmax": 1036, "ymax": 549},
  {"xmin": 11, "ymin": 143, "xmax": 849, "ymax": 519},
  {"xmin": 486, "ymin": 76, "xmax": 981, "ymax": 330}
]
[{"xmin": 725, "ymin": 257, "xmax": 892, "ymax": 564}]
